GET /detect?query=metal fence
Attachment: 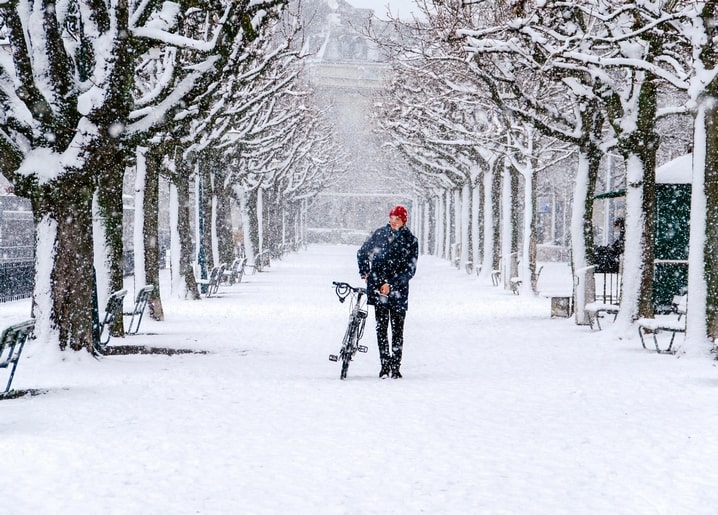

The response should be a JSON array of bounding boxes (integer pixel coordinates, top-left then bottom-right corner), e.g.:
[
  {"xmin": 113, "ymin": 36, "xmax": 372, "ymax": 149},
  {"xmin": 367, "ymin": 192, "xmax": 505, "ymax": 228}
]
[
  {"xmin": 1, "ymin": 195, "xmax": 35, "ymax": 302},
  {"xmin": 0, "ymin": 260, "xmax": 34, "ymax": 302}
]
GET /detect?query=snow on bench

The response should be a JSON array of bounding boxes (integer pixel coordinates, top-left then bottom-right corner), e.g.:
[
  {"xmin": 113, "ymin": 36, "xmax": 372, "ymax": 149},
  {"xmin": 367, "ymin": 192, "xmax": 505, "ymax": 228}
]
[
  {"xmin": 585, "ymin": 301, "xmax": 619, "ymax": 331},
  {"xmin": 637, "ymin": 295, "xmax": 687, "ymax": 354}
]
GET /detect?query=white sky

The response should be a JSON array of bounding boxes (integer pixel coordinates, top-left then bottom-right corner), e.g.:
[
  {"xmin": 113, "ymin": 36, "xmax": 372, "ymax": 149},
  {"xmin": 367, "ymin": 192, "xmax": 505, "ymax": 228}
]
[{"xmin": 347, "ymin": 0, "xmax": 422, "ymax": 19}]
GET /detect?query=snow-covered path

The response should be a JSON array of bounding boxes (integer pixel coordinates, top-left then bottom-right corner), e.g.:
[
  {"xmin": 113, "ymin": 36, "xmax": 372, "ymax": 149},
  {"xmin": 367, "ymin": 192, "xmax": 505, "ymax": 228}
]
[{"xmin": 2, "ymin": 245, "xmax": 718, "ymax": 514}]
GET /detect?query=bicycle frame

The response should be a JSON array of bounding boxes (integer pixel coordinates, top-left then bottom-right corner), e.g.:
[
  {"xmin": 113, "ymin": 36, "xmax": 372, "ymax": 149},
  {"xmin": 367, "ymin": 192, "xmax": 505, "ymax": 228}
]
[{"xmin": 329, "ymin": 281, "xmax": 368, "ymax": 379}]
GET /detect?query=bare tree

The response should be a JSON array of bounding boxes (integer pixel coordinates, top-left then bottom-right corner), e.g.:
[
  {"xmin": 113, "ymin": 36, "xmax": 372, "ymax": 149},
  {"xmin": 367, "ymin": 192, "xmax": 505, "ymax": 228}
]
[{"xmin": 0, "ymin": 0, "xmax": 286, "ymax": 351}]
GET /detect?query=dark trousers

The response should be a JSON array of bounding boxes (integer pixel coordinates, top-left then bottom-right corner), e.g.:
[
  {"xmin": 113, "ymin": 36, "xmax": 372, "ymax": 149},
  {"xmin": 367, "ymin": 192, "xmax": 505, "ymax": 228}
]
[{"xmin": 374, "ymin": 305, "xmax": 406, "ymax": 370}]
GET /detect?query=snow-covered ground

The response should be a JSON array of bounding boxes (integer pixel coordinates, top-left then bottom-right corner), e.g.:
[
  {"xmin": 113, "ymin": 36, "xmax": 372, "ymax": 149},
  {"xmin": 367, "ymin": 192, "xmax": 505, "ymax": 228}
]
[{"xmin": 2, "ymin": 245, "xmax": 718, "ymax": 514}]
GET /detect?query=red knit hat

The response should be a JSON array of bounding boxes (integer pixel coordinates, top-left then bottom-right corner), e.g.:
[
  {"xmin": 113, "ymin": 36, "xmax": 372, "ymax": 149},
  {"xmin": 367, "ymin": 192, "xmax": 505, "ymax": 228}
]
[{"xmin": 389, "ymin": 205, "xmax": 408, "ymax": 224}]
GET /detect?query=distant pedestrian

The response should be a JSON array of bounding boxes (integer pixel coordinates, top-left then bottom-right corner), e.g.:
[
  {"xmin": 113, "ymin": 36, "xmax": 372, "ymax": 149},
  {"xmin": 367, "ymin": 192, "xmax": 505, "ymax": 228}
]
[
  {"xmin": 233, "ymin": 228, "xmax": 245, "ymax": 258},
  {"xmin": 357, "ymin": 205, "xmax": 419, "ymax": 379},
  {"xmin": 593, "ymin": 217, "xmax": 625, "ymax": 274},
  {"xmin": 611, "ymin": 217, "xmax": 625, "ymax": 256}
]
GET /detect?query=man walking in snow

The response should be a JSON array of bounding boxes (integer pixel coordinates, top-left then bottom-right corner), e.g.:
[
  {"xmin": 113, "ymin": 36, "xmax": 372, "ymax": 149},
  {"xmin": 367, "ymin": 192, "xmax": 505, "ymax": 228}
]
[{"xmin": 357, "ymin": 205, "xmax": 419, "ymax": 379}]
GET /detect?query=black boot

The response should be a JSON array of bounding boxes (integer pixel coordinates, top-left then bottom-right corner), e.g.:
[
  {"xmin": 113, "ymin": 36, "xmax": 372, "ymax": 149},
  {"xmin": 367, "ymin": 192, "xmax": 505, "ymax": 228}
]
[
  {"xmin": 379, "ymin": 362, "xmax": 390, "ymax": 379},
  {"xmin": 390, "ymin": 357, "xmax": 402, "ymax": 379}
]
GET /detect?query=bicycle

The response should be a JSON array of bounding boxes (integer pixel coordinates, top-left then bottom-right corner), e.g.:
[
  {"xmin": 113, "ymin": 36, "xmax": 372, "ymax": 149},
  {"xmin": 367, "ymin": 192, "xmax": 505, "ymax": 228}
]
[{"xmin": 328, "ymin": 281, "xmax": 369, "ymax": 380}]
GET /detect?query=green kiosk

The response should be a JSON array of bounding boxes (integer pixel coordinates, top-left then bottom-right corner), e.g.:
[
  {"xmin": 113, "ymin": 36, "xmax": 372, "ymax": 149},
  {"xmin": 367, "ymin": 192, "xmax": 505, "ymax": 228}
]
[
  {"xmin": 594, "ymin": 154, "xmax": 691, "ymax": 313},
  {"xmin": 653, "ymin": 154, "xmax": 691, "ymax": 313}
]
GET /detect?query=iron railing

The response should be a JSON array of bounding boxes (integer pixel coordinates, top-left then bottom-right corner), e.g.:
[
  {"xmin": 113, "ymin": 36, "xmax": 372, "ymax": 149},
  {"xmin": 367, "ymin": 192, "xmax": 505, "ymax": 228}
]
[{"xmin": 0, "ymin": 260, "xmax": 34, "ymax": 302}]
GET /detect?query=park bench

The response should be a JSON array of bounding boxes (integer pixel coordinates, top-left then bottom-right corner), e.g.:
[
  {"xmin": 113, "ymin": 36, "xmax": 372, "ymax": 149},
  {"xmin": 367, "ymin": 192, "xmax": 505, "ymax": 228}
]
[
  {"xmin": 197, "ymin": 263, "xmax": 226, "ymax": 297},
  {"xmin": 584, "ymin": 268, "xmax": 622, "ymax": 330},
  {"xmin": 510, "ymin": 277, "xmax": 521, "ymax": 295},
  {"xmin": 223, "ymin": 256, "xmax": 247, "ymax": 285},
  {"xmin": 637, "ymin": 294, "xmax": 687, "ymax": 354},
  {"xmin": 491, "ymin": 253, "xmax": 519, "ymax": 289},
  {"xmin": 0, "ymin": 319, "xmax": 36, "ymax": 395},
  {"xmin": 585, "ymin": 301, "xmax": 619, "ymax": 330},
  {"xmin": 98, "ymin": 289, "xmax": 128, "ymax": 347},
  {"xmin": 465, "ymin": 261, "xmax": 478, "ymax": 275},
  {"xmin": 96, "ymin": 286, "xmax": 153, "ymax": 353},
  {"xmin": 491, "ymin": 269, "xmax": 501, "ymax": 286},
  {"xmin": 490, "ymin": 255, "xmax": 503, "ymax": 286},
  {"xmin": 450, "ymin": 243, "xmax": 461, "ymax": 270},
  {"xmin": 509, "ymin": 265, "xmax": 542, "ymax": 296},
  {"xmin": 257, "ymin": 250, "xmax": 271, "ymax": 272},
  {"xmin": 271, "ymin": 243, "xmax": 292, "ymax": 260},
  {"xmin": 124, "ymin": 285, "xmax": 154, "ymax": 335},
  {"xmin": 247, "ymin": 251, "xmax": 271, "ymax": 274}
]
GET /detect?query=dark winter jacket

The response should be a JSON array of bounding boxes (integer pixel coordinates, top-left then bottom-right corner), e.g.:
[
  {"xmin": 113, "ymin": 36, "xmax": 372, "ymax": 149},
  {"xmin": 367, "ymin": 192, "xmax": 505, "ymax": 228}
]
[{"xmin": 357, "ymin": 224, "xmax": 418, "ymax": 312}]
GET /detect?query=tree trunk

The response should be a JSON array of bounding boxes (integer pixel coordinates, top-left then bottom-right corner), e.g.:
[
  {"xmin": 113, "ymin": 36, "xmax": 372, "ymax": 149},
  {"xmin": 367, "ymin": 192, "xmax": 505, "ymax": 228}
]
[
  {"xmin": 701, "ymin": 3, "xmax": 718, "ymax": 339},
  {"xmin": 144, "ymin": 148, "xmax": 165, "ymax": 320},
  {"xmin": 491, "ymin": 165, "xmax": 502, "ymax": 273},
  {"xmin": 529, "ymin": 169, "xmax": 539, "ymax": 294},
  {"xmin": 635, "ymin": 88, "xmax": 658, "ymax": 321},
  {"xmin": 704, "ymin": 89, "xmax": 718, "ymax": 338},
  {"xmin": 460, "ymin": 182, "xmax": 471, "ymax": 270},
  {"xmin": 444, "ymin": 190, "xmax": 451, "ymax": 259},
  {"xmin": 500, "ymin": 161, "xmax": 513, "ymax": 288},
  {"xmin": 471, "ymin": 178, "xmax": 481, "ymax": 270},
  {"xmin": 176, "ymin": 172, "xmax": 200, "ymax": 299},
  {"xmin": 246, "ymin": 188, "xmax": 260, "ymax": 261},
  {"xmin": 613, "ymin": 72, "xmax": 659, "ymax": 326},
  {"xmin": 510, "ymin": 169, "xmax": 520, "ymax": 281},
  {"xmin": 96, "ymin": 147, "xmax": 127, "ymax": 338},
  {"xmin": 427, "ymin": 195, "xmax": 436, "ymax": 256},
  {"xmin": 43, "ymin": 177, "xmax": 97, "ymax": 351},
  {"xmin": 479, "ymin": 166, "xmax": 493, "ymax": 279},
  {"xmin": 571, "ymin": 144, "xmax": 601, "ymax": 325},
  {"xmin": 263, "ymin": 189, "xmax": 280, "ymax": 256},
  {"xmin": 198, "ymin": 162, "xmax": 214, "ymax": 272},
  {"xmin": 216, "ymin": 184, "xmax": 235, "ymax": 264}
]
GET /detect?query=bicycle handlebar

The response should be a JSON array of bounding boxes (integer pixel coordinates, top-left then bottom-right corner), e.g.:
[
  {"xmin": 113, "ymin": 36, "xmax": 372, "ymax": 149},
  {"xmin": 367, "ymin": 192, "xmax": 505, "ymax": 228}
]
[{"xmin": 332, "ymin": 281, "xmax": 366, "ymax": 303}]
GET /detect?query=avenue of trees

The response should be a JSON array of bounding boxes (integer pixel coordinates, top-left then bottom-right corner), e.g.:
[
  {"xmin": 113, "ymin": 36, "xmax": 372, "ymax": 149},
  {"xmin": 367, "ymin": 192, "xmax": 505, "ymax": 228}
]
[
  {"xmin": 371, "ymin": 0, "xmax": 717, "ymax": 351},
  {"xmin": 0, "ymin": 0, "xmax": 346, "ymax": 352},
  {"xmin": 2, "ymin": 0, "xmax": 718, "ymax": 356}
]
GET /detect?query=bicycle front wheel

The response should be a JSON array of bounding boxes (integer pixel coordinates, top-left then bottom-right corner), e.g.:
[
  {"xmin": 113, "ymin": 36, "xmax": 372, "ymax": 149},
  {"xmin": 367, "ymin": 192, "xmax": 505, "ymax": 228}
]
[{"xmin": 340, "ymin": 320, "xmax": 358, "ymax": 380}]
